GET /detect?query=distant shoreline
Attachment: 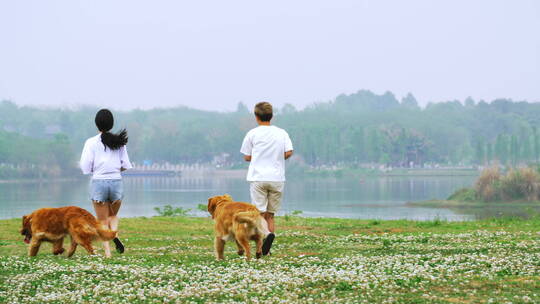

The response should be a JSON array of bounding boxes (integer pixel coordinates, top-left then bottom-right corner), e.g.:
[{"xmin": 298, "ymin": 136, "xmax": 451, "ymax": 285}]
[
  {"xmin": 0, "ymin": 168, "xmax": 480, "ymax": 183},
  {"xmin": 407, "ymin": 199, "xmax": 540, "ymax": 208},
  {"xmin": 0, "ymin": 177, "xmax": 84, "ymax": 184}
]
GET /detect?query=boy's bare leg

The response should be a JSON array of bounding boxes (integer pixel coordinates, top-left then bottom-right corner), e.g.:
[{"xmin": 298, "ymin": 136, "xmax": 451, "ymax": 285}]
[
  {"xmin": 263, "ymin": 212, "xmax": 275, "ymax": 233},
  {"xmin": 262, "ymin": 212, "xmax": 275, "ymax": 256},
  {"xmin": 259, "ymin": 217, "xmax": 271, "ymax": 236}
]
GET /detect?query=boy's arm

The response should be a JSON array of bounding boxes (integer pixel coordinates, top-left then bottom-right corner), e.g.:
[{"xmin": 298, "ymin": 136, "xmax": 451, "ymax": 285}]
[
  {"xmin": 240, "ymin": 132, "xmax": 252, "ymax": 162},
  {"xmin": 284, "ymin": 131, "xmax": 294, "ymax": 160}
]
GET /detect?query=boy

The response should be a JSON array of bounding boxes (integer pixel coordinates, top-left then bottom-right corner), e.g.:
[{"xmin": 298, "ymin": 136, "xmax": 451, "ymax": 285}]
[{"xmin": 240, "ymin": 101, "xmax": 293, "ymax": 255}]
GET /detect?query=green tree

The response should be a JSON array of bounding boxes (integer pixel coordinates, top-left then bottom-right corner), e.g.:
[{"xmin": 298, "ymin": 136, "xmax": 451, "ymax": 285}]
[
  {"xmin": 486, "ymin": 143, "xmax": 493, "ymax": 165},
  {"xmin": 475, "ymin": 140, "xmax": 485, "ymax": 165},
  {"xmin": 533, "ymin": 126, "xmax": 539, "ymax": 163}
]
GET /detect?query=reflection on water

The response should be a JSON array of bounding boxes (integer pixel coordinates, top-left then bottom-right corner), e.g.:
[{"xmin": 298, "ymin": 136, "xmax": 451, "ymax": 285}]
[
  {"xmin": 0, "ymin": 175, "xmax": 482, "ymax": 221},
  {"xmin": 284, "ymin": 176, "xmax": 478, "ymax": 220}
]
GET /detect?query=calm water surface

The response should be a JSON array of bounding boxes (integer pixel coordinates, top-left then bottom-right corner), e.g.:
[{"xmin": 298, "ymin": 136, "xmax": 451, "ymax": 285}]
[{"xmin": 0, "ymin": 175, "xmax": 481, "ymax": 221}]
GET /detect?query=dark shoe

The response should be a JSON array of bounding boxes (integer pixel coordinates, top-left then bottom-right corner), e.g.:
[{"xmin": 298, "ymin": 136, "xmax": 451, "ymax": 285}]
[
  {"xmin": 262, "ymin": 233, "xmax": 275, "ymax": 256},
  {"xmin": 113, "ymin": 237, "xmax": 125, "ymax": 254}
]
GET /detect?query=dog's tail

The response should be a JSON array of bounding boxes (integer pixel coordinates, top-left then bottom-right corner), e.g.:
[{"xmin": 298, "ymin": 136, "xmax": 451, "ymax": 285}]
[
  {"xmin": 97, "ymin": 225, "xmax": 117, "ymax": 241},
  {"xmin": 234, "ymin": 211, "xmax": 270, "ymax": 236}
]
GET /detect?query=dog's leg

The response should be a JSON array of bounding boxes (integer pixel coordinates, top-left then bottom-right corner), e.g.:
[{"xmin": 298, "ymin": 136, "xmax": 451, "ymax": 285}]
[
  {"xmin": 28, "ymin": 238, "xmax": 42, "ymax": 257},
  {"xmin": 235, "ymin": 240, "xmax": 245, "ymax": 256},
  {"xmin": 237, "ymin": 236, "xmax": 251, "ymax": 261},
  {"xmin": 52, "ymin": 237, "xmax": 65, "ymax": 255},
  {"xmin": 67, "ymin": 237, "xmax": 78, "ymax": 257},
  {"xmin": 255, "ymin": 236, "xmax": 263, "ymax": 259},
  {"xmin": 214, "ymin": 237, "xmax": 225, "ymax": 260},
  {"xmin": 79, "ymin": 241, "xmax": 96, "ymax": 256}
]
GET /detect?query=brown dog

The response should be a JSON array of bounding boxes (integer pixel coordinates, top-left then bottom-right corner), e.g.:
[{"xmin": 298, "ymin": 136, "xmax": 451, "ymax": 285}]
[
  {"xmin": 207, "ymin": 194, "xmax": 270, "ymax": 261},
  {"xmin": 20, "ymin": 206, "xmax": 117, "ymax": 257}
]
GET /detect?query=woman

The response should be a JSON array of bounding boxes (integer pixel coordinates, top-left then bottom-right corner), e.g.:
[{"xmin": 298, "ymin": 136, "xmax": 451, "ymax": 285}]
[{"xmin": 79, "ymin": 109, "xmax": 132, "ymax": 257}]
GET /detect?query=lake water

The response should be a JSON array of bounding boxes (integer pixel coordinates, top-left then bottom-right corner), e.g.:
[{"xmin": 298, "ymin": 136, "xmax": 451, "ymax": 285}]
[{"xmin": 0, "ymin": 174, "xmax": 483, "ymax": 221}]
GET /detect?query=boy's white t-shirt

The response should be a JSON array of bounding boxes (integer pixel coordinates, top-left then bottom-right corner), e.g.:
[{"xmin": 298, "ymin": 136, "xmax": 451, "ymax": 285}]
[
  {"xmin": 240, "ymin": 125, "xmax": 293, "ymax": 182},
  {"xmin": 79, "ymin": 134, "xmax": 133, "ymax": 179}
]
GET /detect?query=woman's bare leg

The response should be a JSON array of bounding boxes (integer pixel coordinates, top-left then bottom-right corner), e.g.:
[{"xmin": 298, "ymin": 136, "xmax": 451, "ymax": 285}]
[
  {"xmin": 109, "ymin": 200, "xmax": 125, "ymax": 253},
  {"xmin": 108, "ymin": 200, "xmax": 122, "ymax": 231},
  {"xmin": 93, "ymin": 201, "xmax": 112, "ymax": 257}
]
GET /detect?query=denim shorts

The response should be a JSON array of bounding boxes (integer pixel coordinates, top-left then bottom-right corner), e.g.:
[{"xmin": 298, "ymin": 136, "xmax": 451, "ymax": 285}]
[{"xmin": 90, "ymin": 179, "xmax": 124, "ymax": 203}]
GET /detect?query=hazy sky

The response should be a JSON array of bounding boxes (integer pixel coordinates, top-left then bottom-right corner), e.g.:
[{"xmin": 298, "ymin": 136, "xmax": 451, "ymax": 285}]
[{"xmin": 1, "ymin": 1, "xmax": 539, "ymax": 111}]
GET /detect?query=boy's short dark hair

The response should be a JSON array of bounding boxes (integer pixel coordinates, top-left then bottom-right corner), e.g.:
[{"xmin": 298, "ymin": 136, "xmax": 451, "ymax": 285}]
[{"xmin": 254, "ymin": 102, "xmax": 273, "ymax": 122}]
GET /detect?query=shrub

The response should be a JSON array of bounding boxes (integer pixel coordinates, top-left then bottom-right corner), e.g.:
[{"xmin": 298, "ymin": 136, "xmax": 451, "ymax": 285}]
[
  {"xmin": 416, "ymin": 217, "xmax": 444, "ymax": 228},
  {"xmin": 474, "ymin": 166, "xmax": 540, "ymax": 202},
  {"xmin": 475, "ymin": 167, "xmax": 501, "ymax": 202},
  {"xmin": 518, "ymin": 167, "xmax": 540, "ymax": 201},
  {"xmin": 291, "ymin": 210, "xmax": 303, "ymax": 216},
  {"xmin": 447, "ymin": 188, "xmax": 477, "ymax": 202},
  {"xmin": 500, "ymin": 169, "xmax": 525, "ymax": 201},
  {"xmin": 154, "ymin": 205, "xmax": 191, "ymax": 217},
  {"xmin": 500, "ymin": 167, "xmax": 540, "ymax": 201},
  {"xmin": 369, "ymin": 219, "xmax": 381, "ymax": 226},
  {"xmin": 284, "ymin": 210, "xmax": 303, "ymax": 221}
]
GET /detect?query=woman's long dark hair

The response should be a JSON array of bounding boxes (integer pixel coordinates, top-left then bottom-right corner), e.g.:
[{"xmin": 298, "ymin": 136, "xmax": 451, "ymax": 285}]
[{"xmin": 95, "ymin": 109, "xmax": 128, "ymax": 150}]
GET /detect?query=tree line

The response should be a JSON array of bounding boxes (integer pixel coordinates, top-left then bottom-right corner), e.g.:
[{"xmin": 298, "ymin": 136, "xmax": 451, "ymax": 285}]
[{"xmin": 1, "ymin": 90, "xmax": 540, "ymax": 177}]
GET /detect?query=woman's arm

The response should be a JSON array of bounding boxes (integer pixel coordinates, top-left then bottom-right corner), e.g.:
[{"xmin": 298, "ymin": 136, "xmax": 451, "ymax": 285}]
[
  {"xmin": 79, "ymin": 140, "xmax": 94, "ymax": 174},
  {"xmin": 120, "ymin": 146, "xmax": 133, "ymax": 171}
]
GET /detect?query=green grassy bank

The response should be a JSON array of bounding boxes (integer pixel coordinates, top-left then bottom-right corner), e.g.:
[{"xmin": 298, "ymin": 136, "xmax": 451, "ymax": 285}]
[
  {"xmin": 1, "ymin": 216, "xmax": 539, "ymax": 303},
  {"xmin": 407, "ymin": 199, "xmax": 540, "ymax": 220}
]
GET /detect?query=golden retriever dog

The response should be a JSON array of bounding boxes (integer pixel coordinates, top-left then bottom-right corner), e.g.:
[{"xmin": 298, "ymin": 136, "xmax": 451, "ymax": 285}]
[
  {"xmin": 20, "ymin": 206, "xmax": 117, "ymax": 257},
  {"xmin": 207, "ymin": 194, "xmax": 270, "ymax": 261}
]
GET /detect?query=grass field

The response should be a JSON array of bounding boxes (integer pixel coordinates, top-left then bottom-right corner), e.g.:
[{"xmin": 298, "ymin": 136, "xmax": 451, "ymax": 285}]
[
  {"xmin": 1, "ymin": 216, "xmax": 540, "ymax": 303},
  {"xmin": 407, "ymin": 200, "xmax": 540, "ymax": 220}
]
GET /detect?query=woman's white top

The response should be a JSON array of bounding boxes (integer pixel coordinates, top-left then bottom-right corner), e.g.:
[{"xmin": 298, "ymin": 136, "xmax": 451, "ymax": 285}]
[{"xmin": 79, "ymin": 134, "xmax": 133, "ymax": 180}]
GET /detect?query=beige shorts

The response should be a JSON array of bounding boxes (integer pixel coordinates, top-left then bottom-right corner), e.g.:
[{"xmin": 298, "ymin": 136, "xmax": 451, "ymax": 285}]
[{"xmin": 250, "ymin": 181, "xmax": 285, "ymax": 213}]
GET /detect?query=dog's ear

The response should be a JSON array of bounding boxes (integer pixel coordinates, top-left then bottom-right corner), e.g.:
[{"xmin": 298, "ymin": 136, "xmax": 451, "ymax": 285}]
[
  {"xmin": 207, "ymin": 197, "xmax": 216, "ymax": 218},
  {"xmin": 21, "ymin": 215, "xmax": 29, "ymax": 234},
  {"xmin": 223, "ymin": 194, "xmax": 233, "ymax": 201}
]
